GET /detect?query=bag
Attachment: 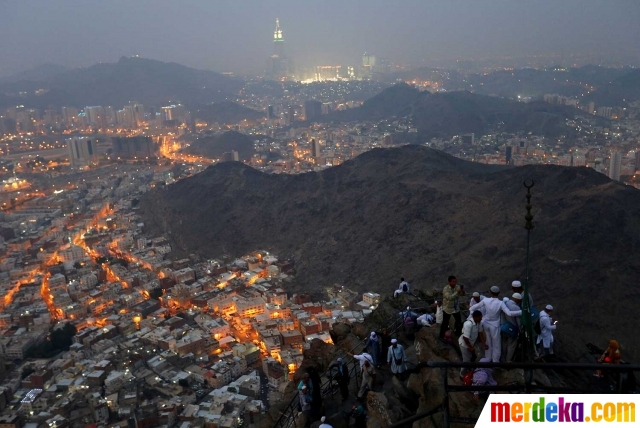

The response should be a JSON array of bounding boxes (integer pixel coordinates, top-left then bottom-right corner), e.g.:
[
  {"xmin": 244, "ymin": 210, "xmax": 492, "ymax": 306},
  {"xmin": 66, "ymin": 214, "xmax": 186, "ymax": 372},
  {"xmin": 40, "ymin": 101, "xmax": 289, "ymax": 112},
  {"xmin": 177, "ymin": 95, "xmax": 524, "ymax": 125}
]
[
  {"xmin": 604, "ymin": 356, "xmax": 612, "ymax": 363},
  {"xmin": 534, "ymin": 318, "xmax": 541, "ymax": 335},
  {"xmin": 402, "ymin": 283, "xmax": 409, "ymax": 292},
  {"xmin": 393, "ymin": 348, "xmax": 403, "ymax": 365},
  {"xmin": 296, "ymin": 401, "xmax": 302, "ymax": 412},
  {"xmin": 462, "ymin": 370, "xmax": 474, "ymax": 386},
  {"xmin": 405, "ymin": 316, "xmax": 414, "ymax": 327},
  {"xmin": 501, "ymin": 321, "xmax": 519, "ymax": 338}
]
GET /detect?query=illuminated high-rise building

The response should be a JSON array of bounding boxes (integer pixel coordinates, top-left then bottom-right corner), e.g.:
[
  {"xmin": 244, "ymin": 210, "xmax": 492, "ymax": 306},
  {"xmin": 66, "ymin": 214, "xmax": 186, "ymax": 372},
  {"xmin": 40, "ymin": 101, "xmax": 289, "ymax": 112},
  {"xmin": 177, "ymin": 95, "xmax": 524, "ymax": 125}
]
[{"xmin": 268, "ymin": 18, "xmax": 290, "ymax": 80}]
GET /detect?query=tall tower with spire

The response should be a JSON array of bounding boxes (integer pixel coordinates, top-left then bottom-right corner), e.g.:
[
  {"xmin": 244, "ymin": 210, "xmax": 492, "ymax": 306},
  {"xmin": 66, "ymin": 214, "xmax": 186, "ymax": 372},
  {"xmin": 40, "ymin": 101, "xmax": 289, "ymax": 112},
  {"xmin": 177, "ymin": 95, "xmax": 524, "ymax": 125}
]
[
  {"xmin": 274, "ymin": 18, "xmax": 284, "ymax": 57},
  {"xmin": 268, "ymin": 18, "xmax": 290, "ymax": 80}
]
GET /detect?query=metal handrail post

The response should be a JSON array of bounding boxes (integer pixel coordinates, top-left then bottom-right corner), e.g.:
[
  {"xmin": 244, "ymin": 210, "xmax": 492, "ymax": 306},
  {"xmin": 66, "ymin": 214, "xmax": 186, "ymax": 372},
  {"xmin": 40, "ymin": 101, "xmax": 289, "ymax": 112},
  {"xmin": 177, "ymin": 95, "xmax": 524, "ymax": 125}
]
[{"xmin": 442, "ymin": 368, "xmax": 450, "ymax": 428}]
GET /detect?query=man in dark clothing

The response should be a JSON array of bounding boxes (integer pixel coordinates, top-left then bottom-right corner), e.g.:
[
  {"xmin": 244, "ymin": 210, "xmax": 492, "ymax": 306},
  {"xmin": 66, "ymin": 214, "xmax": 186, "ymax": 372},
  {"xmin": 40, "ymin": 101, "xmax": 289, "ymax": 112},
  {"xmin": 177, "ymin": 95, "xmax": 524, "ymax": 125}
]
[
  {"xmin": 329, "ymin": 358, "xmax": 350, "ymax": 401},
  {"xmin": 307, "ymin": 366, "xmax": 323, "ymax": 420},
  {"xmin": 351, "ymin": 405, "xmax": 367, "ymax": 428}
]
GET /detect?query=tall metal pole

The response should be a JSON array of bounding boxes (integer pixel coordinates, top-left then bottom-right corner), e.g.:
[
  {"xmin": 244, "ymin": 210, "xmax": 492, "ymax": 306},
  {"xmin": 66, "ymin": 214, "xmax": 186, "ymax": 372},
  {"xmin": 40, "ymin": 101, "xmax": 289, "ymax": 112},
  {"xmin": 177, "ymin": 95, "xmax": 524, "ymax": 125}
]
[{"xmin": 523, "ymin": 180, "xmax": 535, "ymax": 361}]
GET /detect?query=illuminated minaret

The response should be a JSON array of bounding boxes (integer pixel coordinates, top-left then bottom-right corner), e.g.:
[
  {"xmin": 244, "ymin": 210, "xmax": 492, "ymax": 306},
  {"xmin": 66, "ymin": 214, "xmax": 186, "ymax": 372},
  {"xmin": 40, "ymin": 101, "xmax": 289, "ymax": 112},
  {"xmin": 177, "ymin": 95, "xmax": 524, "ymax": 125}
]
[
  {"xmin": 268, "ymin": 18, "xmax": 290, "ymax": 79},
  {"xmin": 274, "ymin": 18, "xmax": 284, "ymax": 57}
]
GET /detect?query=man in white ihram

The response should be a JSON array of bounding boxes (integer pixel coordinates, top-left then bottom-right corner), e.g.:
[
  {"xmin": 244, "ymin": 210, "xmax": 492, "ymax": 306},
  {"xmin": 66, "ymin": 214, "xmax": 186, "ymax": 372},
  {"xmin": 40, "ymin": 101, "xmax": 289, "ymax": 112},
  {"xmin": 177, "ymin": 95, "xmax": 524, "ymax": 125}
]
[{"xmin": 469, "ymin": 286, "xmax": 522, "ymax": 362}]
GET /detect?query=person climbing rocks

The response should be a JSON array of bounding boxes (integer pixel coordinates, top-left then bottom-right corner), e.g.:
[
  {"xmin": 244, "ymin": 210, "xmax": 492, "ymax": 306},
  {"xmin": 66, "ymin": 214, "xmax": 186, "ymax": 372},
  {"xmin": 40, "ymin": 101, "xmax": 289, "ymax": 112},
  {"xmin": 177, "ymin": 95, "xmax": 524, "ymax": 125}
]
[
  {"xmin": 459, "ymin": 310, "xmax": 488, "ymax": 377},
  {"xmin": 537, "ymin": 304, "xmax": 557, "ymax": 357},
  {"xmin": 469, "ymin": 286, "xmax": 522, "ymax": 362},
  {"xmin": 357, "ymin": 359, "xmax": 376, "ymax": 400},
  {"xmin": 364, "ymin": 331, "xmax": 381, "ymax": 366},
  {"xmin": 439, "ymin": 275, "xmax": 465, "ymax": 340},
  {"xmin": 348, "ymin": 350, "xmax": 374, "ymax": 369},
  {"xmin": 387, "ymin": 338, "xmax": 408, "ymax": 378},
  {"xmin": 394, "ymin": 277, "xmax": 410, "ymax": 298},
  {"xmin": 596, "ymin": 340, "xmax": 622, "ymax": 378}
]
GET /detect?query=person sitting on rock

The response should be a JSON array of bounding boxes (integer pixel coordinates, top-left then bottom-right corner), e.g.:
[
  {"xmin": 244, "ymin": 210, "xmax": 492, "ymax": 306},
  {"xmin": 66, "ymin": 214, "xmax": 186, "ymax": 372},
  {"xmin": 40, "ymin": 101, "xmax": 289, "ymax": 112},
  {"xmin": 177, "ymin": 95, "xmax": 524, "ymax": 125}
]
[
  {"xmin": 472, "ymin": 357, "xmax": 497, "ymax": 402},
  {"xmin": 394, "ymin": 277, "xmax": 410, "ymax": 298},
  {"xmin": 387, "ymin": 338, "xmax": 408, "ymax": 377},
  {"xmin": 364, "ymin": 331, "xmax": 381, "ymax": 367},
  {"xmin": 357, "ymin": 359, "xmax": 376, "ymax": 400},
  {"xmin": 596, "ymin": 339, "xmax": 621, "ymax": 377},
  {"xmin": 417, "ymin": 312, "xmax": 436, "ymax": 327}
]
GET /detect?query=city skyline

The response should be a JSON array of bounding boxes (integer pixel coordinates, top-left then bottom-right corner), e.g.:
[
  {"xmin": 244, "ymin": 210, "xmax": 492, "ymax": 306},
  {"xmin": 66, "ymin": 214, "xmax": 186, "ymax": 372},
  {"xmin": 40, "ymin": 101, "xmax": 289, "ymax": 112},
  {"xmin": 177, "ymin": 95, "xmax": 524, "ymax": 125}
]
[{"xmin": 1, "ymin": 0, "xmax": 639, "ymax": 77}]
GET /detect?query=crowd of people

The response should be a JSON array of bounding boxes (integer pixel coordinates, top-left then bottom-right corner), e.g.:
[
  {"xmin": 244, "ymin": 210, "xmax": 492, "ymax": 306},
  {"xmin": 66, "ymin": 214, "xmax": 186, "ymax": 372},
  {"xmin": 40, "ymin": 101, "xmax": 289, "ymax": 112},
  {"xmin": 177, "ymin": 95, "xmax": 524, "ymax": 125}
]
[{"xmin": 294, "ymin": 275, "xmax": 624, "ymax": 426}]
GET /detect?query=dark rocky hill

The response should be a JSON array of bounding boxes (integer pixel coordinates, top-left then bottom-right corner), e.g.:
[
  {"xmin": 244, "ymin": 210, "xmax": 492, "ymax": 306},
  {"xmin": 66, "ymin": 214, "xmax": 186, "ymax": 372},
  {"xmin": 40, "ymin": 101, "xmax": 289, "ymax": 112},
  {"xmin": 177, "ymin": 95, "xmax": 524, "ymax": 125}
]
[
  {"xmin": 181, "ymin": 131, "xmax": 256, "ymax": 161},
  {"xmin": 0, "ymin": 56, "xmax": 242, "ymax": 109},
  {"xmin": 191, "ymin": 101, "xmax": 263, "ymax": 125},
  {"xmin": 139, "ymin": 145, "xmax": 640, "ymax": 359},
  {"xmin": 325, "ymin": 84, "xmax": 587, "ymax": 139}
]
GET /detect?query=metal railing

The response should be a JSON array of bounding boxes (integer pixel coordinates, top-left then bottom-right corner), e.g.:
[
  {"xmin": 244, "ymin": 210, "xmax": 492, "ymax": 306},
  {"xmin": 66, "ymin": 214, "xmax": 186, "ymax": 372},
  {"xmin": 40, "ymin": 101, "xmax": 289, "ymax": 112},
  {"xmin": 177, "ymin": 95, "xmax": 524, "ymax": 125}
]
[
  {"xmin": 272, "ymin": 308, "xmax": 409, "ymax": 428},
  {"xmin": 404, "ymin": 361, "xmax": 640, "ymax": 428}
]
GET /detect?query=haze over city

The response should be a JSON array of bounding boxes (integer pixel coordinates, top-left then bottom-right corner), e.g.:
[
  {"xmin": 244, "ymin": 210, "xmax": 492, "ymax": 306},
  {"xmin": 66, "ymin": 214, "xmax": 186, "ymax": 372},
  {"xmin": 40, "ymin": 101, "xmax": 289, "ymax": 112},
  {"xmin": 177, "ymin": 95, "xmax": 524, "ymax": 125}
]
[{"xmin": 1, "ymin": 0, "xmax": 639, "ymax": 76}]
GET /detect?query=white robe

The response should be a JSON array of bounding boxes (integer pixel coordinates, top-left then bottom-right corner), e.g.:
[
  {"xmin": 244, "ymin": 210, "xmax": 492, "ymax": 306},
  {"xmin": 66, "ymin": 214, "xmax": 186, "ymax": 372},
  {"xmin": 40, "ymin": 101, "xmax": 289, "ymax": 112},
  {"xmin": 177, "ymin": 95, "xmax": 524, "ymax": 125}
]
[
  {"xmin": 470, "ymin": 297, "xmax": 522, "ymax": 362},
  {"xmin": 536, "ymin": 310, "xmax": 556, "ymax": 348}
]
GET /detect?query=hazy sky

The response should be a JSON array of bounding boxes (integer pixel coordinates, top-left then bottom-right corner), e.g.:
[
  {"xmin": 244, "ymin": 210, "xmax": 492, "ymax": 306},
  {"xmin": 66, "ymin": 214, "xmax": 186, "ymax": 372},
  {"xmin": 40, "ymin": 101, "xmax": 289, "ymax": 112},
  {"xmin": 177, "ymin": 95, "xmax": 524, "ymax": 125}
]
[{"xmin": 0, "ymin": 0, "xmax": 639, "ymax": 76}]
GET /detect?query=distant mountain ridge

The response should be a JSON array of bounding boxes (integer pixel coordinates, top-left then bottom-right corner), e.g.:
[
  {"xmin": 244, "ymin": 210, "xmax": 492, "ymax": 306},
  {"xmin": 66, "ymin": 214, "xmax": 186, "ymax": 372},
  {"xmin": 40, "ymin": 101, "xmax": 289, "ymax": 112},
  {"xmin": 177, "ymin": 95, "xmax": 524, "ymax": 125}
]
[
  {"xmin": 0, "ymin": 57, "xmax": 243, "ymax": 109},
  {"xmin": 139, "ymin": 145, "xmax": 640, "ymax": 360},
  {"xmin": 325, "ymin": 83, "xmax": 587, "ymax": 139},
  {"xmin": 192, "ymin": 101, "xmax": 263, "ymax": 125},
  {"xmin": 182, "ymin": 131, "xmax": 256, "ymax": 161}
]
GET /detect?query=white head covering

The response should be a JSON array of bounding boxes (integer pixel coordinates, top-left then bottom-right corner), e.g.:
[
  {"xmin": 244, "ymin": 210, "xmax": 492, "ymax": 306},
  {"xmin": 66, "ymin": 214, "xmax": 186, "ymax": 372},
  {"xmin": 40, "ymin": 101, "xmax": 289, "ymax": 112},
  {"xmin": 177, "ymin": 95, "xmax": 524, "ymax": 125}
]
[
  {"xmin": 406, "ymin": 306, "xmax": 411, "ymax": 311},
  {"xmin": 321, "ymin": 416, "xmax": 326, "ymax": 422},
  {"xmin": 370, "ymin": 331, "xmax": 376, "ymax": 338},
  {"xmin": 512, "ymin": 293, "xmax": 522, "ymax": 300},
  {"xmin": 479, "ymin": 357, "xmax": 491, "ymax": 363},
  {"xmin": 512, "ymin": 280, "xmax": 522, "ymax": 288},
  {"xmin": 546, "ymin": 304, "xmax": 554, "ymax": 311},
  {"xmin": 391, "ymin": 338, "xmax": 398, "ymax": 344},
  {"xmin": 490, "ymin": 286, "xmax": 500, "ymax": 294},
  {"xmin": 503, "ymin": 297, "xmax": 509, "ymax": 302},
  {"xmin": 472, "ymin": 292, "xmax": 480, "ymax": 297},
  {"xmin": 337, "ymin": 357, "xmax": 342, "ymax": 363}
]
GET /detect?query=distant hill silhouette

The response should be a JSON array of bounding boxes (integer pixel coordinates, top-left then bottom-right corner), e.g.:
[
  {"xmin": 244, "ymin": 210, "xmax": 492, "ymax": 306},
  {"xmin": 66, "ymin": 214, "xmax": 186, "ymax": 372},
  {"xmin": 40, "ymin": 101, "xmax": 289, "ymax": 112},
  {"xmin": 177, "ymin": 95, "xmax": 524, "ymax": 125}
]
[
  {"xmin": 181, "ymin": 131, "xmax": 256, "ymax": 161},
  {"xmin": 140, "ymin": 145, "xmax": 640, "ymax": 359},
  {"xmin": 192, "ymin": 102, "xmax": 263, "ymax": 125},
  {"xmin": 325, "ymin": 84, "xmax": 587, "ymax": 139},
  {"xmin": 0, "ymin": 63, "xmax": 69, "ymax": 84},
  {"xmin": 0, "ymin": 57, "xmax": 242, "ymax": 109}
]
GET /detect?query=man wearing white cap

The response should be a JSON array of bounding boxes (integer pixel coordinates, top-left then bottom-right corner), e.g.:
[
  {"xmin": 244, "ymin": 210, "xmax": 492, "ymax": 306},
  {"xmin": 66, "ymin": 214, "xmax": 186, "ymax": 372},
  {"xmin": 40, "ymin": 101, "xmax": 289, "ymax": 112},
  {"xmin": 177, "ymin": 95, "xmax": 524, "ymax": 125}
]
[
  {"xmin": 501, "ymin": 293, "xmax": 523, "ymax": 362},
  {"xmin": 468, "ymin": 292, "xmax": 486, "ymax": 320},
  {"xmin": 387, "ymin": 338, "xmax": 408, "ymax": 376},
  {"xmin": 537, "ymin": 305, "xmax": 557, "ymax": 356},
  {"xmin": 319, "ymin": 416, "xmax": 333, "ymax": 428},
  {"xmin": 470, "ymin": 286, "xmax": 522, "ymax": 362},
  {"xmin": 511, "ymin": 280, "xmax": 534, "ymax": 307}
]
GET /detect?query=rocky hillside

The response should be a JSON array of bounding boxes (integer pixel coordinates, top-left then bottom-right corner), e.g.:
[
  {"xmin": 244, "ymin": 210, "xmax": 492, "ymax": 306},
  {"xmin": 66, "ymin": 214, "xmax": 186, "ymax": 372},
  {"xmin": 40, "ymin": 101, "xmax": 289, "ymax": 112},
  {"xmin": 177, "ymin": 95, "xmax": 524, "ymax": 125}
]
[
  {"xmin": 181, "ymin": 131, "xmax": 256, "ymax": 161},
  {"xmin": 139, "ymin": 146, "xmax": 640, "ymax": 359},
  {"xmin": 324, "ymin": 84, "xmax": 591, "ymax": 139}
]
